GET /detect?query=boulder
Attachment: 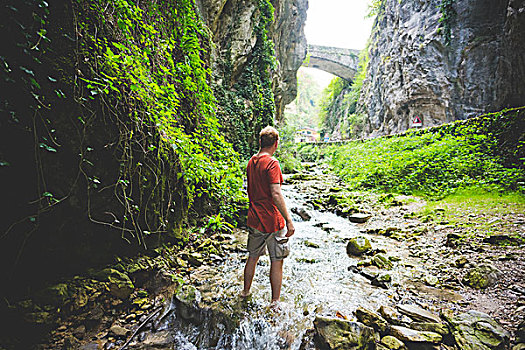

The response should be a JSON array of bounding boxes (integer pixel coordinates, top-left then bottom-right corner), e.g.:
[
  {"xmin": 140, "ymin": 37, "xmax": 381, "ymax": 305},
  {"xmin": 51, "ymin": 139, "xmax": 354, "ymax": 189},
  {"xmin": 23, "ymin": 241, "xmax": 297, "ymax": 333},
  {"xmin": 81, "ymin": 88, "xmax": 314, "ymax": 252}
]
[
  {"xmin": 372, "ymin": 254, "xmax": 393, "ymax": 270},
  {"xmin": 379, "ymin": 305, "xmax": 410, "ymax": 326},
  {"xmin": 355, "ymin": 306, "xmax": 389, "ymax": 335},
  {"xmin": 410, "ymin": 322, "xmax": 450, "ymax": 337},
  {"xmin": 389, "ymin": 325, "xmax": 442, "ymax": 344},
  {"xmin": 397, "ymin": 304, "xmax": 440, "ymax": 323},
  {"xmin": 442, "ymin": 310, "xmax": 510, "ymax": 350},
  {"xmin": 292, "ymin": 207, "xmax": 312, "ymax": 221},
  {"xmin": 517, "ymin": 320, "xmax": 525, "ymax": 343},
  {"xmin": 462, "ymin": 264, "xmax": 502, "ymax": 289},
  {"xmin": 349, "ymin": 213, "xmax": 372, "ymax": 224},
  {"xmin": 371, "ymin": 273, "xmax": 392, "ymax": 289},
  {"xmin": 347, "ymin": 236, "xmax": 372, "ymax": 256},
  {"xmin": 380, "ymin": 335, "xmax": 407, "ymax": 350},
  {"xmin": 313, "ymin": 315, "xmax": 376, "ymax": 350}
]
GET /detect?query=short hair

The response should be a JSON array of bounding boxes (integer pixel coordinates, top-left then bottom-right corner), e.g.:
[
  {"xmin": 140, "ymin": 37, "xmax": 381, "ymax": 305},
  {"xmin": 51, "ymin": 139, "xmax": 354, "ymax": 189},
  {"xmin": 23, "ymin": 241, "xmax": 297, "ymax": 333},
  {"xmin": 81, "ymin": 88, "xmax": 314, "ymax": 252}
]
[{"xmin": 259, "ymin": 126, "xmax": 279, "ymax": 148}]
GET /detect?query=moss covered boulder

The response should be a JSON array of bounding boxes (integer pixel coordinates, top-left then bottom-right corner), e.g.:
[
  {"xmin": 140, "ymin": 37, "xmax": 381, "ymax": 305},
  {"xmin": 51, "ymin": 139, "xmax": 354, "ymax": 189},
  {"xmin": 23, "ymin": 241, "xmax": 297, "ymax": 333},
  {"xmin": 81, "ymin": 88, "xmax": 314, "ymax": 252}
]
[
  {"xmin": 347, "ymin": 236, "xmax": 372, "ymax": 256},
  {"xmin": 462, "ymin": 264, "xmax": 502, "ymax": 289},
  {"xmin": 91, "ymin": 268, "xmax": 134, "ymax": 299},
  {"xmin": 313, "ymin": 315, "xmax": 376, "ymax": 350},
  {"xmin": 442, "ymin": 310, "xmax": 510, "ymax": 350}
]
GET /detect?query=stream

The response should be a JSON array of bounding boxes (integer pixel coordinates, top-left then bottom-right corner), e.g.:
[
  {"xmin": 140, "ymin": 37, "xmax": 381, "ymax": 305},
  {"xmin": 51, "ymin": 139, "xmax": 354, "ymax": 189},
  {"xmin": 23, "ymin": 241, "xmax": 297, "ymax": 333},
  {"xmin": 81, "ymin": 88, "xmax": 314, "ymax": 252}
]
[{"xmin": 130, "ymin": 172, "xmax": 424, "ymax": 350}]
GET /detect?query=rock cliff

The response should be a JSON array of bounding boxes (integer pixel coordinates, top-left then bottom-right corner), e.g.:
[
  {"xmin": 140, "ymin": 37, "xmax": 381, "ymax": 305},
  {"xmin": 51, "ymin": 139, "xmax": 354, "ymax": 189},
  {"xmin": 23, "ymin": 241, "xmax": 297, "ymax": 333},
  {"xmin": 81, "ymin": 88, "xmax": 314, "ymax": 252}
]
[
  {"xmin": 359, "ymin": 0, "xmax": 525, "ymax": 137},
  {"xmin": 197, "ymin": 0, "xmax": 308, "ymax": 121}
]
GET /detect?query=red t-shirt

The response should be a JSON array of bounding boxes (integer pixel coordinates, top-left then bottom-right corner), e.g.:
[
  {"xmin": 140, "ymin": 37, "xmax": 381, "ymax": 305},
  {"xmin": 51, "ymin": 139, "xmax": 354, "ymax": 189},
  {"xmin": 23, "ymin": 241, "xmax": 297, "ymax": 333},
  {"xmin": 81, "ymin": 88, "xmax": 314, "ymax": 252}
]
[{"xmin": 246, "ymin": 154, "xmax": 285, "ymax": 233}]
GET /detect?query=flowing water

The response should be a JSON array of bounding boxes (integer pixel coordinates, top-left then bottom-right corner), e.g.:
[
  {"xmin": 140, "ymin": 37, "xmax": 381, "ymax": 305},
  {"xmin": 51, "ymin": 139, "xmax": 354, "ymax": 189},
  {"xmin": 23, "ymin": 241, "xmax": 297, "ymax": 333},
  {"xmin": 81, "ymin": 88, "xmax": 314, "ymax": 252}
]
[{"xmin": 138, "ymin": 176, "xmax": 418, "ymax": 350}]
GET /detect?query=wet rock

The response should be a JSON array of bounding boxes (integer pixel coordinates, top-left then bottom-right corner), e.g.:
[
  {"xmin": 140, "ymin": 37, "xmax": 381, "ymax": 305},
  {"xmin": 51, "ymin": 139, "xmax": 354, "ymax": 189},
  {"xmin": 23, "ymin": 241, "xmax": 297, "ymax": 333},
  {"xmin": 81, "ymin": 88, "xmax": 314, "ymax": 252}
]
[
  {"xmin": 446, "ymin": 233, "xmax": 463, "ymax": 247},
  {"xmin": 380, "ymin": 335, "xmax": 407, "ymax": 350},
  {"xmin": 292, "ymin": 207, "xmax": 312, "ymax": 221},
  {"xmin": 23, "ymin": 311, "xmax": 55, "ymax": 325},
  {"xmin": 347, "ymin": 236, "xmax": 372, "ymax": 256},
  {"xmin": 462, "ymin": 264, "xmax": 502, "ymax": 289},
  {"xmin": 79, "ymin": 343, "xmax": 99, "ymax": 350},
  {"xmin": 132, "ymin": 330, "xmax": 174, "ymax": 349},
  {"xmin": 483, "ymin": 234, "xmax": 523, "ymax": 246},
  {"xmin": 389, "ymin": 325, "xmax": 442, "ymax": 344},
  {"xmin": 304, "ymin": 240, "xmax": 320, "ymax": 248},
  {"xmin": 355, "ymin": 306, "xmax": 389, "ymax": 335},
  {"xmin": 454, "ymin": 256, "xmax": 468, "ymax": 268},
  {"xmin": 348, "ymin": 213, "xmax": 372, "ymax": 224},
  {"xmin": 372, "ymin": 273, "xmax": 392, "ymax": 289},
  {"xmin": 109, "ymin": 324, "xmax": 129, "ymax": 337},
  {"xmin": 360, "ymin": 267, "xmax": 379, "ymax": 281},
  {"xmin": 442, "ymin": 310, "xmax": 510, "ymax": 350},
  {"xmin": 372, "ymin": 254, "xmax": 393, "ymax": 270},
  {"xmin": 313, "ymin": 315, "xmax": 376, "ymax": 350},
  {"xmin": 379, "ymin": 305, "xmax": 410, "ymax": 326},
  {"xmin": 410, "ymin": 322, "xmax": 450, "ymax": 337},
  {"xmin": 512, "ymin": 344, "xmax": 525, "ymax": 350},
  {"xmin": 423, "ymin": 274, "xmax": 439, "ymax": 287},
  {"xmin": 518, "ymin": 320, "xmax": 525, "ymax": 342},
  {"xmin": 92, "ymin": 268, "xmax": 134, "ymax": 299},
  {"xmin": 72, "ymin": 324, "xmax": 86, "ymax": 339},
  {"xmin": 397, "ymin": 304, "xmax": 440, "ymax": 324},
  {"xmin": 35, "ymin": 283, "xmax": 70, "ymax": 307},
  {"xmin": 181, "ymin": 252, "xmax": 204, "ymax": 267}
]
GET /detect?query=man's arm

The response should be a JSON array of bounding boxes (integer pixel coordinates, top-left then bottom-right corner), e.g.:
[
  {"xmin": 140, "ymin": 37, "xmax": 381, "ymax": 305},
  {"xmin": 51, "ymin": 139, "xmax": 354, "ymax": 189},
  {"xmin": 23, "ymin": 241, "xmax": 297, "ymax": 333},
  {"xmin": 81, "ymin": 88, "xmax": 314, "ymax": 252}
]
[{"xmin": 269, "ymin": 183, "xmax": 295, "ymax": 237}]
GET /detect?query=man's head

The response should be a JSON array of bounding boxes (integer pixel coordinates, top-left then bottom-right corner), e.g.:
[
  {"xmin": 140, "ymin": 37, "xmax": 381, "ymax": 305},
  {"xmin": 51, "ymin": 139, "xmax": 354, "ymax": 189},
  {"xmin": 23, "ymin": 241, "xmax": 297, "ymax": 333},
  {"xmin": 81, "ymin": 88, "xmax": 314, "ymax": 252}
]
[{"xmin": 259, "ymin": 126, "xmax": 279, "ymax": 149}]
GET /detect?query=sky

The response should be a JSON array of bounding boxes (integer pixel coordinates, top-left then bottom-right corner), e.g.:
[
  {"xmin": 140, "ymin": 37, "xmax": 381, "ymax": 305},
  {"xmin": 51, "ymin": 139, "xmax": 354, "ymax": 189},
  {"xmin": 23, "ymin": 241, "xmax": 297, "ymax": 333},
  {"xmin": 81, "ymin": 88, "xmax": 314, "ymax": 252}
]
[{"xmin": 303, "ymin": 0, "xmax": 375, "ymax": 87}]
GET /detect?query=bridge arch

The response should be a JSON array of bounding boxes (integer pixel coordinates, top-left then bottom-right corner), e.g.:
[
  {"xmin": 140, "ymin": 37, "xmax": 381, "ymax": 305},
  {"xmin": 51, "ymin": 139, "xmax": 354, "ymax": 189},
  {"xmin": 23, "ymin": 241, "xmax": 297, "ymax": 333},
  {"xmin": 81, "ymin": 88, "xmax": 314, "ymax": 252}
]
[{"xmin": 303, "ymin": 44, "xmax": 360, "ymax": 82}]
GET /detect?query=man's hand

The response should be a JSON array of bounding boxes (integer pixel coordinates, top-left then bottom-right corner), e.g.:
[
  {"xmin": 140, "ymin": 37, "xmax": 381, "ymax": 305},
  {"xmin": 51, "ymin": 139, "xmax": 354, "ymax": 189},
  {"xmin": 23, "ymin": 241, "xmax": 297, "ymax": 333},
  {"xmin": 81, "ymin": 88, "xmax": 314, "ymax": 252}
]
[{"xmin": 285, "ymin": 220, "xmax": 295, "ymax": 237}]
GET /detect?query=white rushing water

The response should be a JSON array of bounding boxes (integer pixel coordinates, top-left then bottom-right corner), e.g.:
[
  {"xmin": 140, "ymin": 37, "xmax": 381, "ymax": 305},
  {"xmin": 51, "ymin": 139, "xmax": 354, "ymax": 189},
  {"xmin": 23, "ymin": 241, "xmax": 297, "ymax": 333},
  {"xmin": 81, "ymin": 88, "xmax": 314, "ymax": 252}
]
[{"xmin": 152, "ymin": 179, "xmax": 414, "ymax": 350}]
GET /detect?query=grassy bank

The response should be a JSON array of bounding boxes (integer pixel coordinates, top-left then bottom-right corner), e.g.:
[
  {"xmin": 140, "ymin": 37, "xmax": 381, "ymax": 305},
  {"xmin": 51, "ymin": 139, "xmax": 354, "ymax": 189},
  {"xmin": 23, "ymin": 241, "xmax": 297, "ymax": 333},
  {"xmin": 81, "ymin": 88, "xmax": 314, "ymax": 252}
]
[{"xmin": 301, "ymin": 107, "xmax": 525, "ymax": 198}]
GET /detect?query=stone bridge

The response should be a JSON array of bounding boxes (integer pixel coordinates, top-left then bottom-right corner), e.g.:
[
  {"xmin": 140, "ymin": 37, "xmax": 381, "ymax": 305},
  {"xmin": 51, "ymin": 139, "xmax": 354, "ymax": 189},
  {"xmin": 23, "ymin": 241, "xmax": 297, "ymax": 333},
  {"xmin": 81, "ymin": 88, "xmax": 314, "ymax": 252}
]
[{"xmin": 303, "ymin": 44, "xmax": 360, "ymax": 82}]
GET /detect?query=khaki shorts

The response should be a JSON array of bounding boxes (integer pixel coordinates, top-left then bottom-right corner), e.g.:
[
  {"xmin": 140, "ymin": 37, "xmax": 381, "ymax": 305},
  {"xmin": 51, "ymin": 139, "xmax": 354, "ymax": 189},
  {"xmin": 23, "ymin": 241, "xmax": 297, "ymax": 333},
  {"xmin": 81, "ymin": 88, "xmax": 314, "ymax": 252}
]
[{"xmin": 247, "ymin": 227, "xmax": 290, "ymax": 261}]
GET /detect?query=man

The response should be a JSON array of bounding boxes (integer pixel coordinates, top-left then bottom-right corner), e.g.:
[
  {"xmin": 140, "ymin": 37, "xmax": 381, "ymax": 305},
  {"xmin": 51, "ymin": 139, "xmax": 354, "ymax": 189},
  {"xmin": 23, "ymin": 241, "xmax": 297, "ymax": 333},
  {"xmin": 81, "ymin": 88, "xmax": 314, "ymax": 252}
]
[{"xmin": 241, "ymin": 126, "xmax": 295, "ymax": 303}]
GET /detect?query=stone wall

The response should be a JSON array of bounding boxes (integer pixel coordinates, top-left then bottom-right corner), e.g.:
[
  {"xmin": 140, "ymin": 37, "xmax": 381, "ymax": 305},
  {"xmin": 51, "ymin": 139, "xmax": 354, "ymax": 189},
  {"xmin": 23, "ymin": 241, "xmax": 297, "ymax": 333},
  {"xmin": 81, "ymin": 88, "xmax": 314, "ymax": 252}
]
[{"xmin": 358, "ymin": 0, "xmax": 525, "ymax": 138}]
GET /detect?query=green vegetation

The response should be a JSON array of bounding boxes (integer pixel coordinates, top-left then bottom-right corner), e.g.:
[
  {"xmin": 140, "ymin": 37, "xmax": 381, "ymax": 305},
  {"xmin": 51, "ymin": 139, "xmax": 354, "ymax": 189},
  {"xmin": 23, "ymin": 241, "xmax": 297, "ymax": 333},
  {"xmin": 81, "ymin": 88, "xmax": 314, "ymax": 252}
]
[
  {"xmin": 214, "ymin": 0, "xmax": 277, "ymax": 158},
  {"xmin": 284, "ymin": 68, "xmax": 323, "ymax": 130},
  {"xmin": 438, "ymin": 0, "xmax": 456, "ymax": 46},
  {"xmin": 323, "ymin": 108, "xmax": 525, "ymax": 198}
]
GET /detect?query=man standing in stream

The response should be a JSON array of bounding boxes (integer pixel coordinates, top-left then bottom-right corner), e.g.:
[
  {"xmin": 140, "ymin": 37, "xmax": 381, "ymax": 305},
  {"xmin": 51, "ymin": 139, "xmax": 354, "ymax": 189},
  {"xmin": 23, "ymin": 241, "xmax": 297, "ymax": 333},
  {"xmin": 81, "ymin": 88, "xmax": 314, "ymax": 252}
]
[{"xmin": 241, "ymin": 126, "xmax": 295, "ymax": 303}]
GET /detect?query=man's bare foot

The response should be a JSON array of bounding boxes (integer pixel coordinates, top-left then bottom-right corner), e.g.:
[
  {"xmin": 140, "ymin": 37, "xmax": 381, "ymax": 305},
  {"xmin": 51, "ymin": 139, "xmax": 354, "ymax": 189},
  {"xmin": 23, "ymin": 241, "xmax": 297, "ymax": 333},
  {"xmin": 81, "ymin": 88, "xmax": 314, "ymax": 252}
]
[{"xmin": 239, "ymin": 290, "xmax": 251, "ymax": 299}]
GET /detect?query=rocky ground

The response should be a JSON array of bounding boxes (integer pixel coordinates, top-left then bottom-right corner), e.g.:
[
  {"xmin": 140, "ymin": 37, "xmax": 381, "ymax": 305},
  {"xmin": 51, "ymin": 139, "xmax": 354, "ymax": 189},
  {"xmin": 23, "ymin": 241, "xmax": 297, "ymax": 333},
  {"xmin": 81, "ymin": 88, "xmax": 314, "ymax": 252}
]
[
  {"xmin": 286, "ymin": 165, "xmax": 525, "ymax": 348},
  {"xmin": 1, "ymin": 166, "xmax": 524, "ymax": 349}
]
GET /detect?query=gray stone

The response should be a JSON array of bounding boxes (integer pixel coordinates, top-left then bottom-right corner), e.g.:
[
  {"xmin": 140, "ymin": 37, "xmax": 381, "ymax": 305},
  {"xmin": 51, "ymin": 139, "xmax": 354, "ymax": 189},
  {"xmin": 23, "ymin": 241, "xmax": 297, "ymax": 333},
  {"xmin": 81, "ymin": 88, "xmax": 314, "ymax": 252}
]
[
  {"xmin": 347, "ymin": 236, "xmax": 372, "ymax": 256},
  {"xmin": 372, "ymin": 254, "xmax": 394, "ymax": 270},
  {"xmin": 348, "ymin": 213, "xmax": 372, "ymax": 224},
  {"xmin": 411, "ymin": 322, "xmax": 450, "ymax": 337},
  {"xmin": 442, "ymin": 310, "xmax": 510, "ymax": 350},
  {"xmin": 313, "ymin": 315, "xmax": 376, "ymax": 350},
  {"xmin": 355, "ymin": 306, "xmax": 389, "ymax": 334},
  {"xmin": 379, "ymin": 305, "xmax": 410, "ymax": 326},
  {"xmin": 372, "ymin": 273, "xmax": 392, "ymax": 289},
  {"xmin": 109, "ymin": 324, "xmax": 129, "ymax": 337},
  {"xmin": 462, "ymin": 264, "xmax": 502, "ymax": 289},
  {"xmin": 381, "ymin": 335, "xmax": 407, "ymax": 350},
  {"xmin": 390, "ymin": 325, "xmax": 442, "ymax": 344},
  {"xmin": 397, "ymin": 304, "xmax": 441, "ymax": 323}
]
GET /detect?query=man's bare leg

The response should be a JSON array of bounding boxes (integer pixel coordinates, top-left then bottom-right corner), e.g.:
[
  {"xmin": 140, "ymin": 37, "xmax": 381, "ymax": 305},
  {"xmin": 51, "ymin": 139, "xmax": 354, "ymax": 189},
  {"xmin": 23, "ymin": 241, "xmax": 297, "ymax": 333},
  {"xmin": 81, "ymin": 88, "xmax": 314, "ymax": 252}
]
[
  {"xmin": 270, "ymin": 259, "xmax": 284, "ymax": 302},
  {"xmin": 242, "ymin": 256, "xmax": 259, "ymax": 297}
]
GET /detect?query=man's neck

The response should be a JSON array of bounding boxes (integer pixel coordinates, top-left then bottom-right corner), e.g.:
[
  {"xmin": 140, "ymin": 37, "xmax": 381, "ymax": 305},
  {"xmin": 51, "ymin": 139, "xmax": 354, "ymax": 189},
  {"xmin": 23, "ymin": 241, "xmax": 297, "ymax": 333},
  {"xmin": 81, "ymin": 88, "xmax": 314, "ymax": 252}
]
[{"xmin": 258, "ymin": 147, "xmax": 274, "ymax": 157}]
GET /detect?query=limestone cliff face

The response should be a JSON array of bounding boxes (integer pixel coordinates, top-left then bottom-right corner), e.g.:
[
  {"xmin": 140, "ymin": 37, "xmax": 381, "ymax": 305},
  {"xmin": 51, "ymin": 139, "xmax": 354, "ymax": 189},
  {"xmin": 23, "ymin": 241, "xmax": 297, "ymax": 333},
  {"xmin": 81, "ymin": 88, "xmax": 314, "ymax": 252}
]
[
  {"xmin": 196, "ymin": 0, "xmax": 308, "ymax": 120},
  {"xmin": 359, "ymin": 0, "xmax": 525, "ymax": 137}
]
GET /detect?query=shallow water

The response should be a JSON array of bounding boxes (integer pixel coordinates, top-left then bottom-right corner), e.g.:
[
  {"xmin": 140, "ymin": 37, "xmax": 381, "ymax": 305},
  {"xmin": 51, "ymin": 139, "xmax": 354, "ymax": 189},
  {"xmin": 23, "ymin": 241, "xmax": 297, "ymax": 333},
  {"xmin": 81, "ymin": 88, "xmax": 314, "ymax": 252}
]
[{"xmin": 151, "ymin": 180, "xmax": 415, "ymax": 349}]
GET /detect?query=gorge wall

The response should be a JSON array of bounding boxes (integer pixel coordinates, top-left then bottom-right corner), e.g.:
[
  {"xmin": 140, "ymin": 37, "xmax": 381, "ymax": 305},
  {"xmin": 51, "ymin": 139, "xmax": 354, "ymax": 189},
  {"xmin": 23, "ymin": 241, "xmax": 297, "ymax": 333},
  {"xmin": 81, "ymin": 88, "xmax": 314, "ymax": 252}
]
[
  {"xmin": 0, "ymin": 0, "xmax": 307, "ymax": 294},
  {"xmin": 359, "ymin": 0, "xmax": 525, "ymax": 137}
]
